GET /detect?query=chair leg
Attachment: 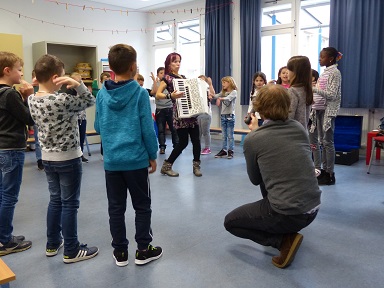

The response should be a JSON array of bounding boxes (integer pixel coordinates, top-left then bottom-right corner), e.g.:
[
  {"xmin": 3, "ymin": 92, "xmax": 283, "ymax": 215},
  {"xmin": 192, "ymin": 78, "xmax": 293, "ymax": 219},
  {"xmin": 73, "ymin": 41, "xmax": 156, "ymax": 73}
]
[
  {"xmin": 85, "ymin": 135, "xmax": 91, "ymax": 156},
  {"xmin": 367, "ymin": 139, "xmax": 376, "ymax": 174}
]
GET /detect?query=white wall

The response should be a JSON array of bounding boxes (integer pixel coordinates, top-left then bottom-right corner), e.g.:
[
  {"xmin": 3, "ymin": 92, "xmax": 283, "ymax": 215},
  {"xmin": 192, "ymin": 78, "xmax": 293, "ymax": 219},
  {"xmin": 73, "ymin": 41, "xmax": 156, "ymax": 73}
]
[
  {"xmin": 1, "ymin": 0, "xmax": 247, "ymax": 134},
  {"xmin": 0, "ymin": 0, "xmax": 149, "ymax": 81}
]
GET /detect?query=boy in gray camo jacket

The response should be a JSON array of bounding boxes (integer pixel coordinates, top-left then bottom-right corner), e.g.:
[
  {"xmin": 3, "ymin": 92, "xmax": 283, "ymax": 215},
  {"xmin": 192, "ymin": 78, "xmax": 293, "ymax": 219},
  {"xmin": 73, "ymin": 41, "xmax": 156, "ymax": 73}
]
[{"xmin": 28, "ymin": 54, "xmax": 98, "ymax": 264}]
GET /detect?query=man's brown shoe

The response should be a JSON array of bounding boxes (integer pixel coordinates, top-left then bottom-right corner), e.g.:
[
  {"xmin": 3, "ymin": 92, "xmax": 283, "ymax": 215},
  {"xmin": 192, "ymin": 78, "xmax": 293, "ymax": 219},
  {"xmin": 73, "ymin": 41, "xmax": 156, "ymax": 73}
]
[{"xmin": 272, "ymin": 233, "xmax": 303, "ymax": 268}]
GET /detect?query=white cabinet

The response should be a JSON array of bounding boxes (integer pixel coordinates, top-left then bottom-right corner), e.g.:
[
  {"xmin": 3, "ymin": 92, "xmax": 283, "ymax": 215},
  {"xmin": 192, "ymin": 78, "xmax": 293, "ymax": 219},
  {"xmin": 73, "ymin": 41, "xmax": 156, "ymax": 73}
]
[{"xmin": 32, "ymin": 41, "xmax": 100, "ymax": 144}]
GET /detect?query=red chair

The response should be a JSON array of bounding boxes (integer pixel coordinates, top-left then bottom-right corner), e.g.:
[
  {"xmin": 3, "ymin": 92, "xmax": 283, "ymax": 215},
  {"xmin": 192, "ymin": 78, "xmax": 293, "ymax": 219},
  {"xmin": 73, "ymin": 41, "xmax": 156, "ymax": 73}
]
[{"xmin": 367, "ymin": 136, "xmax": 384, "ymax": 174}]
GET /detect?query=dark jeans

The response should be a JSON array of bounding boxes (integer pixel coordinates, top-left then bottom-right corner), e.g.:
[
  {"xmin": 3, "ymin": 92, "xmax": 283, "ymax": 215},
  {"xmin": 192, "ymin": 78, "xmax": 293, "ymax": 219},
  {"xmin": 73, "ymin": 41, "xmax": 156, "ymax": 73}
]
[
  {"xmin": 105, "ymin": 168, "xmax": 153, "ymax": 251},
  {"xmin": 44, "ymin": 157, "xmax": 82, "ymax": 254},
  {"xmin": 0, "ymin": 150, "xmax": 25, "ymax": 244},
  {"xmin": 167, "ymin": 126, "xmax": 201, "ymax": 163},
  {"xmin": 78, "ymin": 119, "xmax": 87, "ymax": 153},
  {"xmin": 224, "ymin": 198, "xmax": 317, "ymax": 249},
  {"xmin": 155, "ymin": 108, "xmax": 179, "ymax": 149}
]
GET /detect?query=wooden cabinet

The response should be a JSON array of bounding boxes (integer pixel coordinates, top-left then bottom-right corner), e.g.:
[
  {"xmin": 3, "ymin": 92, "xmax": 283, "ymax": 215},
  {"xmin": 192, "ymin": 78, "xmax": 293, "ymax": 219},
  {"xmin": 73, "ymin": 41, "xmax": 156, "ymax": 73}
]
[
  {"xmin": 32, "ymin": 41, "xmax": 98, "ymax": 83},
  {"xmin": 32, "ymin": 41, "xmax": 100, "ymax": 144}
]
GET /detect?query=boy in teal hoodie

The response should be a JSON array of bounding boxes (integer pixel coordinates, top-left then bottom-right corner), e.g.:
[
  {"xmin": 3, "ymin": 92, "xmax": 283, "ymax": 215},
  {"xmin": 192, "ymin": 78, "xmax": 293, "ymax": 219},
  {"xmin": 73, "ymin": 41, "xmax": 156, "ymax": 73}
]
[{"xmin": 94, "ymin": 44, "xmax": 162, "ymax": 267}]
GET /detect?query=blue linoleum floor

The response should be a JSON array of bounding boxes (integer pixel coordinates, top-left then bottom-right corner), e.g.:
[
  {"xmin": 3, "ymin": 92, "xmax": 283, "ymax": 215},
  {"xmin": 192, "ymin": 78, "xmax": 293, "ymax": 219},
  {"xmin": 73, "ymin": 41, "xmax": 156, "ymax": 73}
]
[{"xmin": 3, "ymin": 138, "xmax": 384, "ymax": 288}]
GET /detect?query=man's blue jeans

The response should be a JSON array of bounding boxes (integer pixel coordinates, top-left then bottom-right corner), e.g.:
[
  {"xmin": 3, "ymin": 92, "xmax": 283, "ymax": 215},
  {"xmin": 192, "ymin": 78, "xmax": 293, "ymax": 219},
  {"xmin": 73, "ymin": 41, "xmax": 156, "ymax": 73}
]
[
  {"xmin": 0, "ymin": 150, "xmax": 25, "ymax": 244},
  {"xmin": 44, "ymin": 157, "xmax": 82, "ymax": 254}
]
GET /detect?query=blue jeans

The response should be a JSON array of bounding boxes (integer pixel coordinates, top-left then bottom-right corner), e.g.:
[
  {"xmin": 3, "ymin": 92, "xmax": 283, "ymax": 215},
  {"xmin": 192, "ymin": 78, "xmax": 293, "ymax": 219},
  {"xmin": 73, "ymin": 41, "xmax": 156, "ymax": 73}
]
[
  {"xmin": 0, "ymin": 150, "xmax": 25, "ymax": 244},
  {"xmin": 78, "ymin": 119, "xmax": 87, "ymax": 152},
  {"xmin": 221, "ymin": 114, "xmax": 235, "ymax": 151},
  {"xmin": 155, "ymin": 108, "xmax": 179, "ymax": 150},
  {"xmin": 44, "ymin": 157, "xmax": 82, "ymax": 254}
]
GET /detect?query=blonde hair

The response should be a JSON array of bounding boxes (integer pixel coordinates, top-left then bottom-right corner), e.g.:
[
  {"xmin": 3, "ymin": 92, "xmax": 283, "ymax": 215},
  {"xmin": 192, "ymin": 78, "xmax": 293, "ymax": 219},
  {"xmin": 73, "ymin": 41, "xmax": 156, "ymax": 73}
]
[
  {"xmin": 253, "ymin": 84, "xmax": 291, "ymax": 121},
  {"xmin": 221, "ymin": 76, "xmax": 237, "ymax": 94},
  {"xmin": 137, "ymin": 74, "xmax": 144, "ymax": 81}
]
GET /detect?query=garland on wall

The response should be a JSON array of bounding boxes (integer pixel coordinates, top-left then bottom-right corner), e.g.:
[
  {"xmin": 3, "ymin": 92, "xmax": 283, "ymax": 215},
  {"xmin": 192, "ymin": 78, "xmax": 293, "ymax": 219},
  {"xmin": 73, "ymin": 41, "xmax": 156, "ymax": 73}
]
[
  {"xmin": 44, "ymin": 0, "xmax": 233, "ymax": 15},
  {"xmin": 1, "ymin": 1, "xmax": 233, "ymax": 34}
]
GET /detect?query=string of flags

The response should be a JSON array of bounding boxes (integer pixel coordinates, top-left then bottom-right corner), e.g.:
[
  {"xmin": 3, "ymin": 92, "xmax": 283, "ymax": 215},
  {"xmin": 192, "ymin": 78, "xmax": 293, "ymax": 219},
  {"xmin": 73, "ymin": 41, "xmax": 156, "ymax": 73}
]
[{"xmin": 0, "ymin": 1, "xmax": 233, "ymax": 35}]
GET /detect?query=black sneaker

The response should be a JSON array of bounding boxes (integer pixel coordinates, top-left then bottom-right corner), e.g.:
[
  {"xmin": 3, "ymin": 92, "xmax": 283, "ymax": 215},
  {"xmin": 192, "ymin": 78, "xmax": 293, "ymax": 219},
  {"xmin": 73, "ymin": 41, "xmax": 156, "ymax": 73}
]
[
  {"xmin": 135, "ymin": 244, "xmax": 163, "ymax": 265},
  {"xmin": 227, "ymin": 150, "xmax": 234, "ymax": 159},
  {"xmin": 37, "ymin": 159, "xmax": 44, "ymax": 170},
  {"xmin": 215, "ymin": 149, "xmax": 227, "ymax": 158},
  {"xmin": 113, "ymin": 249, "xmax": 129, "ymax": 267},
  {"xmin": 316, "ymin": 169, "xmax": 326, "ymax": 182},
  {"xmin": 63, "ymin": 244, "xmax": 99, "ymax": 263},
  {"xmin": 0, "ymin": 236, "xmax": 32, "ymax": 256},
  {"xmin": 81, "ymin": 156, "xmax": 89, "ymax": 163},
  {"xmin": 318, "ymin": 172, "xmax": 336, "ymax": 186},
  {"xmin": 46, "ymin": 239, "xmax": 64, "ymax": 257},
  {"xmin": 159, "ymin": 148, "xmax": 165, "ymax": 154}
]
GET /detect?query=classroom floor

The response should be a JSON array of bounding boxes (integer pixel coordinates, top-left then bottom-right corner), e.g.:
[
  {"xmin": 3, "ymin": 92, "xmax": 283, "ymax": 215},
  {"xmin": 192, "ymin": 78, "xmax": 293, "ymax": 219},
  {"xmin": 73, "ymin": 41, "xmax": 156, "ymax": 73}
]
[{"xmin": 3, "ymin": 138, "xmax": 384, "ymax": 288}]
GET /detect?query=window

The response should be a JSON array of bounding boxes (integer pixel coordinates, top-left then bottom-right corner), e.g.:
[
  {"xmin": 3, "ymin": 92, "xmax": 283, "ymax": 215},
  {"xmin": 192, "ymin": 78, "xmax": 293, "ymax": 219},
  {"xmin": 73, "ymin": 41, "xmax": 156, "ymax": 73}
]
[
  {"xmin": 154, "ymin": 24, "xmax": 174, "ymax": 43},
  {"xmin": 153, "ymin": 18, "xmax": 202, "ymax": 78},
  {"xmin": 262, "ymin": 2, "xmax": 293, "ymax": 28},
  {"xmin": 299, "ymin": 0, "xmax": 330, "ymax": 73},
  {"xmin": 177, "ymin": 19, "xmax": 201, "ymax": 78},
  {"xmin": 261, "ymin": 0, "xmax": 330, "ymax": 80}
]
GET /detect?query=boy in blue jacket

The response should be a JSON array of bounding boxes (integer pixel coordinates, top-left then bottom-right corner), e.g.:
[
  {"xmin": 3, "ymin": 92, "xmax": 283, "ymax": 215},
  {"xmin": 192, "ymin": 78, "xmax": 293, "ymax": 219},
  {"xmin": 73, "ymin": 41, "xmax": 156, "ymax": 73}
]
[{"xmin": 94, "ymin": 44, "xmax": 162, "ymax": 267}]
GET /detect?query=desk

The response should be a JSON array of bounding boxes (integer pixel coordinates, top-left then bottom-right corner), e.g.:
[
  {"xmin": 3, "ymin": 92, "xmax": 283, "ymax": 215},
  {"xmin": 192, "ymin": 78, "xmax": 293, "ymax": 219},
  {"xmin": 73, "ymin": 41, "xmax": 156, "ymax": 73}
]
[
  {"xmin": 0, "ymin": 258, "xmax": 16, "ymax": 287},
  {"xmin": 366, "ymin": 131, "xmax": 381, "ymax": 164}
]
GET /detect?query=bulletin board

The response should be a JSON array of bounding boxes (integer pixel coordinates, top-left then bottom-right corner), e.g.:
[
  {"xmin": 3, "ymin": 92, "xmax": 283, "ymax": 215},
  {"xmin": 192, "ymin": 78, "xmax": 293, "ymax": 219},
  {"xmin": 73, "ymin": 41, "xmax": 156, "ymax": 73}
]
[{"xmin": 0, "ymin": 33, "xmax": 23, "ymax": 59}]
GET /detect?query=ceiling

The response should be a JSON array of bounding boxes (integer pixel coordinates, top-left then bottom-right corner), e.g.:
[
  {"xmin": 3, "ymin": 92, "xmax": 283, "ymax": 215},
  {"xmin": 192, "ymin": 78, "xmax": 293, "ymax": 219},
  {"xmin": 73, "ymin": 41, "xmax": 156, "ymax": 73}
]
[{"xmin": 86, "ymin": 0, "xmax": 194, "ymax": 11}]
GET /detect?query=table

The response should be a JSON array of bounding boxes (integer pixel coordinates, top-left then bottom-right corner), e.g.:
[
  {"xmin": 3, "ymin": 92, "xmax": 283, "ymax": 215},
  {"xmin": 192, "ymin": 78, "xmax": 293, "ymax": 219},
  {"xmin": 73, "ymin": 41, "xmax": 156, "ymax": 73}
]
[{"xmin": 366, "ymin": 131, "xmax": 381, "ymax": 165}]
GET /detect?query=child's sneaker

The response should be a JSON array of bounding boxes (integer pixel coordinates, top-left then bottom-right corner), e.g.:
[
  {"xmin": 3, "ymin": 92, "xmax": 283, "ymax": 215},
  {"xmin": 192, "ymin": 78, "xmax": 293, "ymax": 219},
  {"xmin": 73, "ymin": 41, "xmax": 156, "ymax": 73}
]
[
  {"xmin": 63, "ymin": 243, "xmax": 99, "ymax": 263},
  {"xmin": 201, "ymin": 148, "xmax": 211, "ymax": 155},
  {"xmin": 0, "ymin": 236, "xmax": 32, "ymax": 256},
  {"xmin": 135, "ymin": 244, "xmax": 163, "ymax": 265},
  {"xmin": 227, "ymin": 150, "xmax": 234, "ymax": 159},
  {"xmin": 113, "ymin": 249, "xmax": 129, "ymax": 267},
  {"xmin": 46, "ymin": 239, "xmax": 64, "ymax": 257},
  {"xmin": 215, "ymin": 149, "xmax": 227, "ymax": 158},
  {"xmin": 37, "ymin": 159, "xmax": 44, "ymax": 170},
  {"xmin": 12, "ymin": 235, "xmax": 25, "ymax": 241}
]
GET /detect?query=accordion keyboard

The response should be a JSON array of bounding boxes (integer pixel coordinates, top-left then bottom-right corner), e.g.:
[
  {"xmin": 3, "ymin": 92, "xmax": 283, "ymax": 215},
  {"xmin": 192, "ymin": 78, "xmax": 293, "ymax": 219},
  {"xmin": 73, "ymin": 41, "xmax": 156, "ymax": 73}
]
[{"xmin": 172, "ymin": 78, "xmax": 208, "ymax": 118}]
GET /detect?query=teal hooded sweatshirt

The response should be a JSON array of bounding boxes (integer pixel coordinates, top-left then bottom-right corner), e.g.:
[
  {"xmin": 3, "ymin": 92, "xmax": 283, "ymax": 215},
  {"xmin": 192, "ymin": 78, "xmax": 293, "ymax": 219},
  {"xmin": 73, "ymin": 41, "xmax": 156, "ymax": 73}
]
[{"xmin": 94, "ymin": 79, "xmax": 158, "ymax": 171}]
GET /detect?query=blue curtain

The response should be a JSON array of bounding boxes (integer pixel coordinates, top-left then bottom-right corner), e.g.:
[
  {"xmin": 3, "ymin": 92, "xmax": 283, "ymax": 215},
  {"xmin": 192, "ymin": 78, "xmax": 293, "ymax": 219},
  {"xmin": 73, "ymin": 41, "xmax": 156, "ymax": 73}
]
[
  {"xmin": 240, "ymin": 0, "xmax": 262, "ymax": 105},
  {"xmin": 330, "ymin": 0, "xmax": 384, "ymax": 108},
  {"xmin": 205, "ymin": 0, "xmax": 232, "ymax": 92}
]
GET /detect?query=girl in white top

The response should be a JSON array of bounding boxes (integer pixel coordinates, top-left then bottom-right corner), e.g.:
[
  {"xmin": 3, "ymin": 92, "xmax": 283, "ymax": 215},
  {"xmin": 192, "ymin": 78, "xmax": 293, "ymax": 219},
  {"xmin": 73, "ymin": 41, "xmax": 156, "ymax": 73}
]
[{"xmin": 246, "ymin": 72, "xmax": 267, "ymax": 126}]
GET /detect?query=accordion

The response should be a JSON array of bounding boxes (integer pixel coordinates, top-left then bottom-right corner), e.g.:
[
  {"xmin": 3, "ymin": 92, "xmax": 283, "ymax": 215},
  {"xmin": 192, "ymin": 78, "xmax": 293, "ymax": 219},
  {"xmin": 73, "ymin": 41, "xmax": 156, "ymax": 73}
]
[{"xmin": 172, "ymin": 78, "xmax": 209, "ymax": 118}]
